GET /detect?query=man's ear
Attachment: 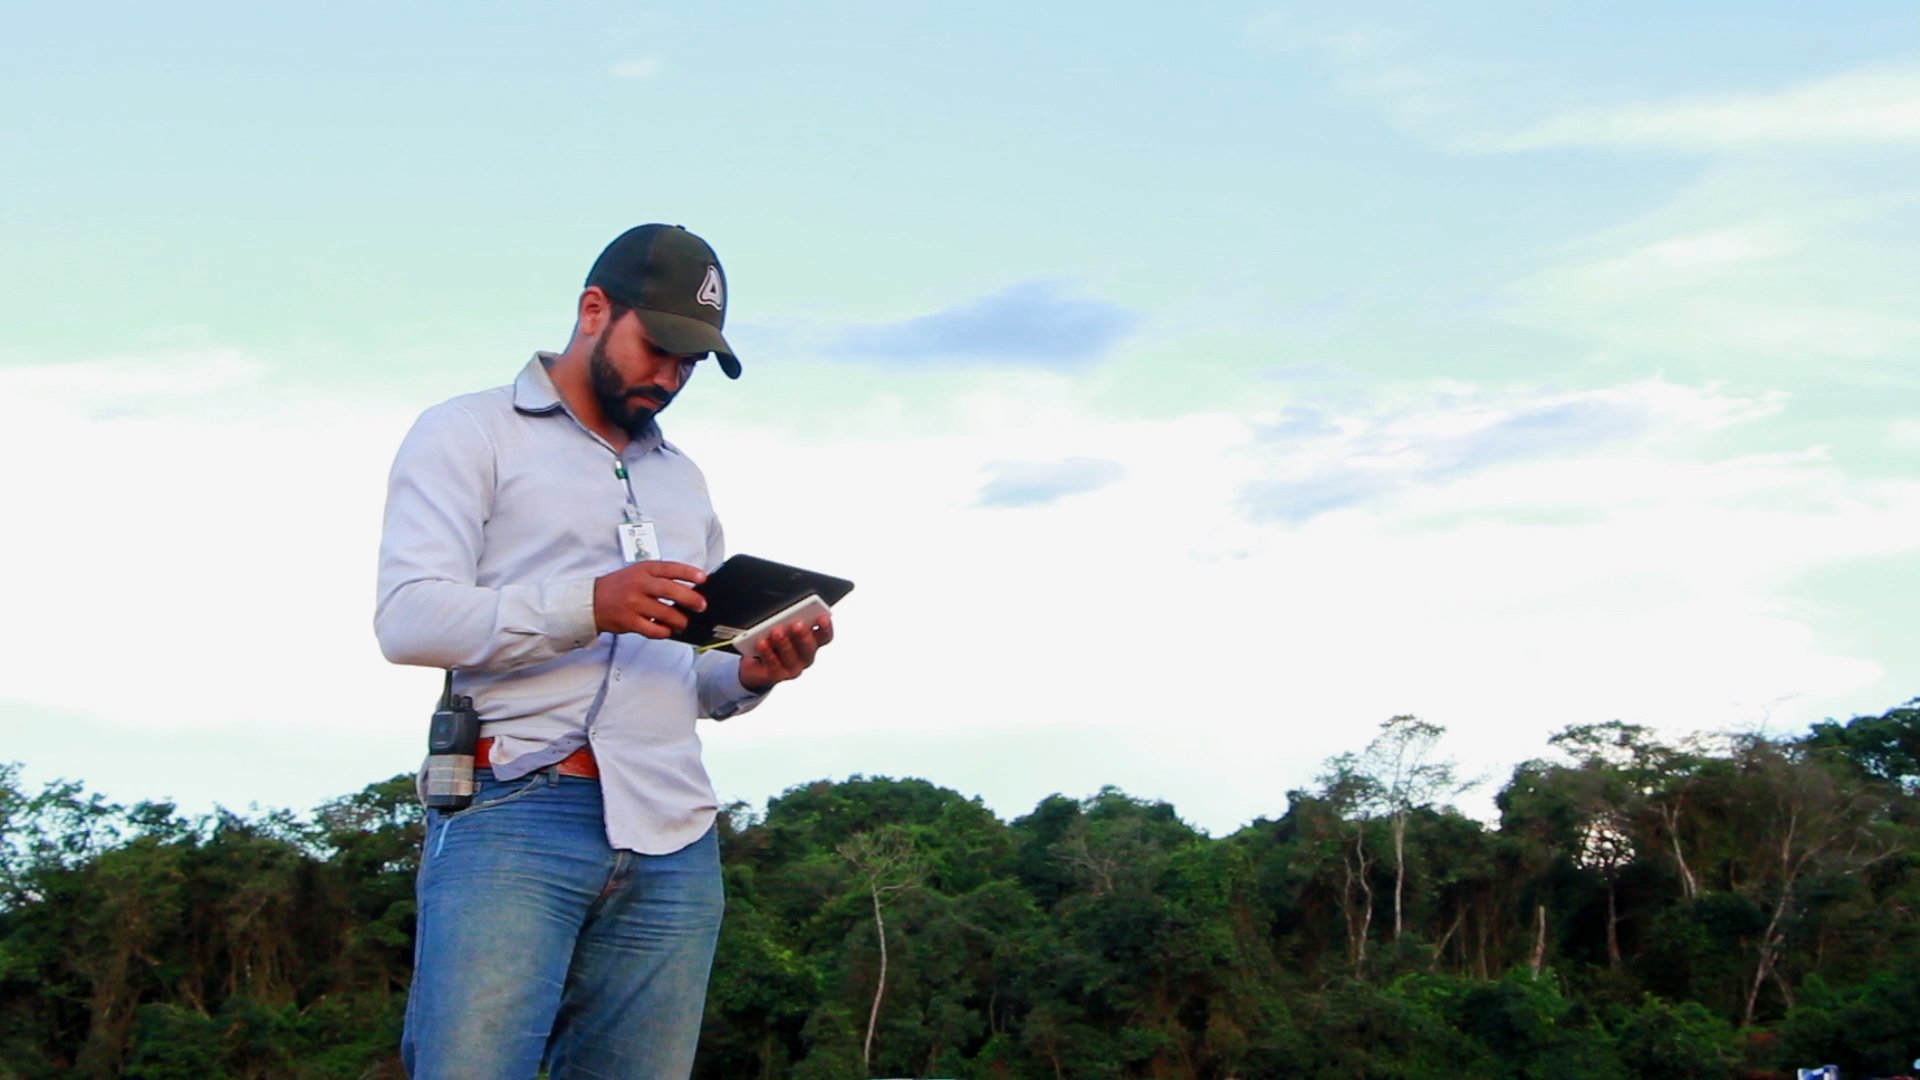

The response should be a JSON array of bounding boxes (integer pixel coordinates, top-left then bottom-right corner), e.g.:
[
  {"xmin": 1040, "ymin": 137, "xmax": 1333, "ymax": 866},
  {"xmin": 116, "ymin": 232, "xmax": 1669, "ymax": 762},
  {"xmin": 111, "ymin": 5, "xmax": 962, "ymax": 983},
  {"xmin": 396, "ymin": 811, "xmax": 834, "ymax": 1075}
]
[{"xmin": 577, "ymin": 287, "xmax": 614, "ymax": 337}]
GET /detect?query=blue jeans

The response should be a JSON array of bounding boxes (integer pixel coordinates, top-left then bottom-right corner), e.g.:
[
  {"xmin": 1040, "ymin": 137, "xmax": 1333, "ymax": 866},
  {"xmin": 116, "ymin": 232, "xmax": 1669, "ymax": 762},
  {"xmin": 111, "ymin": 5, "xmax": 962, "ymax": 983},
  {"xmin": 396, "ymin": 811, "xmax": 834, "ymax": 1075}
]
[{"xmin": 402, "ymin": 768, "xmax": 724, "ymax": 1079}]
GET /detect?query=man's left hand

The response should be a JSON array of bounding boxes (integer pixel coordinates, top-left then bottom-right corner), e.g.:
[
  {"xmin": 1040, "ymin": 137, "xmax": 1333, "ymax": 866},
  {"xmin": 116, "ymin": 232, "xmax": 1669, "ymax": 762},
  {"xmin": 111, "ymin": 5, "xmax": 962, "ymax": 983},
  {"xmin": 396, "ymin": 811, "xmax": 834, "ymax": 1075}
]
[{"xmin": 739, "ymin": 612, "xmax": 834, "ymax": 693}]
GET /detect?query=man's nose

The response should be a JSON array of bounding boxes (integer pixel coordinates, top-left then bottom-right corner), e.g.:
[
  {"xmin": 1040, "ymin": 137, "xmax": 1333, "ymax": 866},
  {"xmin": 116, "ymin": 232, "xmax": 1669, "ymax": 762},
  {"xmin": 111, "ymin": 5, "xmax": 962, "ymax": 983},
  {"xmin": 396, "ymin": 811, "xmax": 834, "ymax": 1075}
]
[
  {"xmin": 663, "ymin": 358, "xmax": 699, "ymax": 392},
  {"xmin": 650, "ymin": 363, "xmax": 685, "ymax": 394}
]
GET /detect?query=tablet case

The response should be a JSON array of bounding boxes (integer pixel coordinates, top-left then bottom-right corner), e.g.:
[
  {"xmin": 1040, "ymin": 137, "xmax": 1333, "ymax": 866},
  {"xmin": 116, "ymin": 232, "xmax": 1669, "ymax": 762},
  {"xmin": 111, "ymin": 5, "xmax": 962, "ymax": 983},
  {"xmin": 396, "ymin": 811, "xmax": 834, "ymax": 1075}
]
[{"xmin": 672, "ymin": 554, "xmax": 855, "ymax": 654}]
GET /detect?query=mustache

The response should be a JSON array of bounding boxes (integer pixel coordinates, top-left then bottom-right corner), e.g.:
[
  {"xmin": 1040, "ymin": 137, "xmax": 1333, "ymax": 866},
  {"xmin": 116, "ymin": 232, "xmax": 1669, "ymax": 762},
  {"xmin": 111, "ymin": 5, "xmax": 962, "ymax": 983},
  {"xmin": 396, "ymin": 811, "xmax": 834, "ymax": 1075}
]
[{"xmin": 627, "ymin": 387, "xmax": 674, "ymax": 406}]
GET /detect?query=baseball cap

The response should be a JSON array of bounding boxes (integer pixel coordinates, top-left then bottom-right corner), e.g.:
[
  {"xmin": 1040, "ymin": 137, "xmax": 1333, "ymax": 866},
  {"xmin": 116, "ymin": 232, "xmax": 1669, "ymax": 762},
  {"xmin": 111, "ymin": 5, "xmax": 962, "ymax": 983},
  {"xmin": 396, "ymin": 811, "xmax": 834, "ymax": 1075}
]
[{"xmin": 585, "ymin": 224, "xmax": 742, "ymax": 379}]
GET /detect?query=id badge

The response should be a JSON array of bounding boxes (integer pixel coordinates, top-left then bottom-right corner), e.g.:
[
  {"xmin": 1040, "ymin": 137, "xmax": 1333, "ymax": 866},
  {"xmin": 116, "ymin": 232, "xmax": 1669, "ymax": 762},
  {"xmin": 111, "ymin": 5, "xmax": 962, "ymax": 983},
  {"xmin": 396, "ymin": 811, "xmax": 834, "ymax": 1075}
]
[{"xmin": 617, "ymin": 519, "xmax": 660, "ymax": 564}]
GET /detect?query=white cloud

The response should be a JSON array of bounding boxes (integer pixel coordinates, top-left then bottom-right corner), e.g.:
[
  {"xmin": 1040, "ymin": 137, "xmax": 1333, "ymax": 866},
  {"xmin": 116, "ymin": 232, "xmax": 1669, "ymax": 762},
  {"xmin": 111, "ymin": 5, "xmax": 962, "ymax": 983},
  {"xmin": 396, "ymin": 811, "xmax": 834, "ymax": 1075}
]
[
  {"xmin": 1490, "ymin": 65, "xmax": 1920, "ymax": 152},
  {"xmin": 1581, "ymin": 225, "xmax": 1796, "ymax": 280},
  {"xmin": 611, "ymin": 57, "xmax": 660, "ymax": 80},
  {"xmin": 1236, "ymin": 379, "xmax": 1786, "ymax": 524},
  {"xmin": 0, "ymin": 350, "xmax": 425, "ymax": 741},
  {"xmin": 1891, "ymin": 419, "xmax": 1920, "ymax": 450},
  {"xmin": 706, "ymin": 377, "xmax": 1913, "ymax": 827},
  {"xmin": 9, "ymin": 354, "xmax": 1916, "ymax": 833},
  {"xmin": 0, "ymin": 349, "xmax": 268, "ymax": 407},
  {"xmin": 1497, "ymin": 163, "xmax": 1920, "ymax": 362}
]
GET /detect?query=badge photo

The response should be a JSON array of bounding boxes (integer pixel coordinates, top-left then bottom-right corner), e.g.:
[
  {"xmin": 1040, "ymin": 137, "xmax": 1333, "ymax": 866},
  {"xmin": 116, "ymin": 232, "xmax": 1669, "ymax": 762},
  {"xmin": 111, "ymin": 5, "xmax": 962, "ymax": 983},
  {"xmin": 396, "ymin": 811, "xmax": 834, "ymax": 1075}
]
[{"xmin": 618, "ymin": 520, "xmax": 660, "ymax": 564}]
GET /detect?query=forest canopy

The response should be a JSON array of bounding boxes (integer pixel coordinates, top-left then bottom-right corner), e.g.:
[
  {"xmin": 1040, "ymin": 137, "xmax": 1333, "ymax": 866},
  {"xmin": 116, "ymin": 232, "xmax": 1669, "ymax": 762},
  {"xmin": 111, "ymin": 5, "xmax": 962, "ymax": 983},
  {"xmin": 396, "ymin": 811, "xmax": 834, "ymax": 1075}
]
[{"xmin": 3, "ymin": 700, "xmax": 1918, "ymax": 1079}]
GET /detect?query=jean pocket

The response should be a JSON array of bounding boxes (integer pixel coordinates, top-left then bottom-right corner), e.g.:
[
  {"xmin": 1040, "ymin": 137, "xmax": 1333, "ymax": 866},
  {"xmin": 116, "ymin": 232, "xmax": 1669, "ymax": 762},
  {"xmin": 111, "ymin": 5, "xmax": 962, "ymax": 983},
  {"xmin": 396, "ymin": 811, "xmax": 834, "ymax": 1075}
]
[
  {"xmin": 426, "ymin": 772, "xmax": 553, "ymax": 862},
  {"xmin": 452, "ymin": 772, "xmax": 550, "ymax": 818}
]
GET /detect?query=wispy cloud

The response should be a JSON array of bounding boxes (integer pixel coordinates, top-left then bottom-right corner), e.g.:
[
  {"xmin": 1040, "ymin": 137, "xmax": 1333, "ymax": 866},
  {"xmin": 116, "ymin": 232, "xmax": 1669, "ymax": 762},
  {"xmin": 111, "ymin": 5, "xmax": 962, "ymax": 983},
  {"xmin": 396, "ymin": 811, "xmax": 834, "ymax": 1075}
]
[
  {"xmin": 1581, "ymin": 226, "xmax": 1795, "ymax": 280},
  {"xmin": 612, "ymin": 57, "xmax": 660, "ymax": 80},
  {"xmin": 1435, "ymin": 398, "xmax": 1657, "ymax": 476},
  {"xmin": 1238, "ymin": 471, "xmax": 1393, "ymax": 523},
  {"xmin": 1243, "ymin": 11, "xmax": 1464, "ymax": 133},
  {"xmin": 0, "ymin": 349, "xmax": 268, "ymax": 420},
  {"xmin": 1247, "ymin": 12, "xmax": 1920, "ymax": 160},
  {"xmin": 1498, "ymin": 178, "xmax": 1920, "ymax": 362},
  {"xmin": 839, "ymin": 281, "xmax": 1137, "ymax": 370},
  {"xmin": 1486, "ymin": 66, "xmax": 1920, "ymax": 152},
  {"xmin": 1, "ymin": 349, "xmax": 265, "ymax": 399},
  {"xmin": 975, "ymin": 457, "xmax": 1126, "ymax": 508},
  {"xmin": 1237, "ymin": 382, "xmax": 1780, "ymax": 524},
  {"xmin": 1256, "ymin": 406, "xmax": 1341, "ymax": 440}
]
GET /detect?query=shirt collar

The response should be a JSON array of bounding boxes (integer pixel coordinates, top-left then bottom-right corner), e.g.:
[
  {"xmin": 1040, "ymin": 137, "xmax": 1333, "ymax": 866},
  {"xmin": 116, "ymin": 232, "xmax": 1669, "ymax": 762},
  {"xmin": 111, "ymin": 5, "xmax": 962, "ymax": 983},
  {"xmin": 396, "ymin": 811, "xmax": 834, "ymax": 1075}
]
[
  {"xmin": 512, "ymin": 353, "xmax": 566, "ymax": 414},
  {"xmin": 511, "ymin": 352, "xmax": 675, "ymax": 456}
]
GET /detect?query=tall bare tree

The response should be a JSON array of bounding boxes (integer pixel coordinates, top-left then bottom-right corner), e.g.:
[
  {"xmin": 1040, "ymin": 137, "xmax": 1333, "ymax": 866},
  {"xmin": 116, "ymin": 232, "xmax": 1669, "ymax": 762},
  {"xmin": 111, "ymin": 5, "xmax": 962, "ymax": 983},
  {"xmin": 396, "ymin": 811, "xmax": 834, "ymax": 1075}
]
[
  {"xmin": 839, "ymin": 827, "xmax": 923, "ymax": 1077},
  {"xmin": 1313, "ymin": 755, "xmax": 1382, "ymax": 975},
  {"xmin": 1723, "ymin": 737, "xmax": 1901, "ymax": 1026},
  {"xmin": 1358, "ymin": 716, "xmax": 1469, "ymax": 942}
]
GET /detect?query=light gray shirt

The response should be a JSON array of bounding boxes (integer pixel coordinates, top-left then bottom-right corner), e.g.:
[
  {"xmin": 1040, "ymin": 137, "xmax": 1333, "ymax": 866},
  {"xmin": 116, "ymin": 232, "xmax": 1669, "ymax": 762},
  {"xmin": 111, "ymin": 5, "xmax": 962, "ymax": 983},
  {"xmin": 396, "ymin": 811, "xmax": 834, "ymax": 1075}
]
[{"xmin": 375, "ymin": 354, "xmax": 764, "ymax": 854}]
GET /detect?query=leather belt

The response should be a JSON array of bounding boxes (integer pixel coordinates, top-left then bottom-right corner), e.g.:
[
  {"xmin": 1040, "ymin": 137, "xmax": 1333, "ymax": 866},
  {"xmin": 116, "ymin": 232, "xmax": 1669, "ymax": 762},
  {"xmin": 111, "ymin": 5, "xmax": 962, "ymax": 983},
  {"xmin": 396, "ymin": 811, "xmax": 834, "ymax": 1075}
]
[{"xmin": 475, "ymin": 737, "xmax": 600, "ymax": 780}]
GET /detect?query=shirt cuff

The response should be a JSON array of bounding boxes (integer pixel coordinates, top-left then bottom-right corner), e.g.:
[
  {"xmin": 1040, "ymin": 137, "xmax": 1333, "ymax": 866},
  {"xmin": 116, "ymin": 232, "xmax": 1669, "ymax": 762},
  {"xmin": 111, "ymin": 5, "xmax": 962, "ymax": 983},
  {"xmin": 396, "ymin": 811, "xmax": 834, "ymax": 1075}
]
[
  {"xmin": 546, "ymin": 576, "xmax": 601, "ymax": 653},
  {"xmin": 710, "ymin": 661, "xmax": 771, "ymax": 720}
]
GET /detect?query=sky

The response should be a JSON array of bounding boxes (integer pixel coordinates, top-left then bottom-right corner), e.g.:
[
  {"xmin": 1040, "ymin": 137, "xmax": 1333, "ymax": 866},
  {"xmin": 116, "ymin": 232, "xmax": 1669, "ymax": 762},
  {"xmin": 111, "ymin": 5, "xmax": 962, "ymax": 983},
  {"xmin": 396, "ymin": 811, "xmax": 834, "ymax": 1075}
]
[{"xmin": 3, "ymin": 2, "xmax": 1917, "ymax": 835}]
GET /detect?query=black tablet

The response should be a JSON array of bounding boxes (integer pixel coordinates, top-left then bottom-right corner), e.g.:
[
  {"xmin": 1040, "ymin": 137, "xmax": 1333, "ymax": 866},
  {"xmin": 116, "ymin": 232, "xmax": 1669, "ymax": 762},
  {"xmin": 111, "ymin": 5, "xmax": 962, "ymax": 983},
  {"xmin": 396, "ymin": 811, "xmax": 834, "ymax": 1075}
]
[{"xmin": 672, "ymin": 554, "xmax": 854, "ymax": 653}]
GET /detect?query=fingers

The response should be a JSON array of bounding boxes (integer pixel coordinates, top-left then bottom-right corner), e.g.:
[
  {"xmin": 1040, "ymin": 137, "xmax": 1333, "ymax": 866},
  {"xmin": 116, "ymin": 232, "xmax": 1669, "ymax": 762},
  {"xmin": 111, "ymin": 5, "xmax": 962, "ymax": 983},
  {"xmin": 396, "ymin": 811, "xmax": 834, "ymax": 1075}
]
[
  {"xmin": 789, "ymin": 620, "xmax": 822, "ymax": 664},
  {"xmin": 605, "ymin": 598, "xmax": 685, "ymax": 637},
  {"xmin": 594, "ymin": 560, "xmax": 712, "ymax": 636},
  {"xmin": 773, "ymin": 616, "xmax": 833, "ymax": 666},
  {"xmin": 634, "ymin": 562, "xmax": 708, "ymax": 612},
  {"xmin": 640, "ymin": 561, "xmax": 708, "ymax": 587},
  {"xmin": 755, "ymin": 620, "xmax": 825, "ymax": 672},
  {"xmin": 738, "ymin": 614, "xmax": 835, "ymax": 693},
  {"xmin": 768, "ymin": 623, "xmax": 810, "ymax": 670},
  {"xmin": 632, "ymin": 571, "xmax": 703, "ymax": 632},
  {"xmin": 610, "ymin": 560, "xmax": 707, "ymax": 588},
  {"xmin": 748, "ymin": 629, "xmax": 789, "ymax": 673},
  {"xmin": 628, "ymin": 597, "xmax": 686, "ymax": 636}
]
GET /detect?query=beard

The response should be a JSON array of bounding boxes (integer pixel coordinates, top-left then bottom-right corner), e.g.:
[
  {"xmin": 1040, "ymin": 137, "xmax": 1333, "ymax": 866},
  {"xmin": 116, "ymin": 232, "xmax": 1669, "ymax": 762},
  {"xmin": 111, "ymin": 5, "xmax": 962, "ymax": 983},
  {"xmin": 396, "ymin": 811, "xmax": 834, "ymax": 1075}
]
[{"xmin": 589, "ymin": 336, "xmax": 674, "ymax": 440}]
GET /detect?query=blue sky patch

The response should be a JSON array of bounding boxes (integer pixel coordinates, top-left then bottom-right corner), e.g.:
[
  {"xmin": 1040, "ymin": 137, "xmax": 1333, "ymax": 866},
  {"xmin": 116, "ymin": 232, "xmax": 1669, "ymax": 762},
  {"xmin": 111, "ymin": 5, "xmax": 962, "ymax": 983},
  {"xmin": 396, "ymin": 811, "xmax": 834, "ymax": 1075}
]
[{"xmin": 976, "ymin": 457, "xmax": 1128, "ymax": 508}]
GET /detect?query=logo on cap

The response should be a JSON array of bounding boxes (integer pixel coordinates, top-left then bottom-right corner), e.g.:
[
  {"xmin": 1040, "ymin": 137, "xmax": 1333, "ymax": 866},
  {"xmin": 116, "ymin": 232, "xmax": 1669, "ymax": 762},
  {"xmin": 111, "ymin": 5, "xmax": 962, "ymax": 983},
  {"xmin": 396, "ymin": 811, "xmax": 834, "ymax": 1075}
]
[{"xmin": 697, "ymin": 266, "xmax": 724, "ymax": 310}]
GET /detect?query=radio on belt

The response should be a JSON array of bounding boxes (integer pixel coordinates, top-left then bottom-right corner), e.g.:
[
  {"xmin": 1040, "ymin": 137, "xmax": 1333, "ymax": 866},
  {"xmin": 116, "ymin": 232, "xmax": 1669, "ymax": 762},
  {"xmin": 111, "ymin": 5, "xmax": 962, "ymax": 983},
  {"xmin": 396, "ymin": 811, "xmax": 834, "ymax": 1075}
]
[{"xmin": 423, "ymin": 672, "xmax": 480, "ymax": 811}]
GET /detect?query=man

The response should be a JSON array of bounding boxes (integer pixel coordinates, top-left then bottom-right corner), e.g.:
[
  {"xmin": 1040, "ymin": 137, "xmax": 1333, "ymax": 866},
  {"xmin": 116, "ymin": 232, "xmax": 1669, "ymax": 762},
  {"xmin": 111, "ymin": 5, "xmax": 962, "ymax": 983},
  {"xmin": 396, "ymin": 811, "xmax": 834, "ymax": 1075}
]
[{"xmin": 375, "ymin": 224, "xmax": 831, "ymax": 1079}]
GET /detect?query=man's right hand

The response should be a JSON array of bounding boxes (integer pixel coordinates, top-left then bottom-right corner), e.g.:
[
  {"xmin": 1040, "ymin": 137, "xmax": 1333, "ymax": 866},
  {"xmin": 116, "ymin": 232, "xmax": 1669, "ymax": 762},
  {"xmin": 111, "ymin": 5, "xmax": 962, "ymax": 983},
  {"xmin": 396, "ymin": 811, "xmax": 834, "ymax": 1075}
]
[{"xmin": 592, "ymin": 561, "xmax": 708, "ymax": 638}]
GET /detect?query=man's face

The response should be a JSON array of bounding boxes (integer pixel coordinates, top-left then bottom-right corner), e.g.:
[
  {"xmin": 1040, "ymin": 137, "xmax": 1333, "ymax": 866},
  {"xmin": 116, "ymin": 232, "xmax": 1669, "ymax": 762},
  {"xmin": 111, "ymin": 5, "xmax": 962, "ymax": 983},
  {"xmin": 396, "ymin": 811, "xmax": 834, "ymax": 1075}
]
[{"xmin": 588, "ymin": 310, "xmax": 703, "ymax": 439}]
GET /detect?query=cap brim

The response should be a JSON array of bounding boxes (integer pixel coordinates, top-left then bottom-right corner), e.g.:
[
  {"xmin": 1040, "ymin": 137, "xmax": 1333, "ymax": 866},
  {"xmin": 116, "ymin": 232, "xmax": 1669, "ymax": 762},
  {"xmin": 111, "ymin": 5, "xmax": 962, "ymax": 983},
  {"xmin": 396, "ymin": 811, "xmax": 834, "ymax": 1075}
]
[{"xmin": 635, "ymin": 308, "xmax": 742, "ymax": 379}]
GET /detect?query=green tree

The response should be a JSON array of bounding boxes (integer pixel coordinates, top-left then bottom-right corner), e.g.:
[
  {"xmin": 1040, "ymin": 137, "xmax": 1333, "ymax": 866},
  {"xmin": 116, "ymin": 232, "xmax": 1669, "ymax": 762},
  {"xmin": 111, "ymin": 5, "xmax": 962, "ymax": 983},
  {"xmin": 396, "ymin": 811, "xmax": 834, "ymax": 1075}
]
[
  {"xmin": 1805, "ymin": 700, "xmax": 1920, "ymax": 791},
  {"xmin": 1612, "ymin": 995, "xmax": 1739, "ymax": 1080}
]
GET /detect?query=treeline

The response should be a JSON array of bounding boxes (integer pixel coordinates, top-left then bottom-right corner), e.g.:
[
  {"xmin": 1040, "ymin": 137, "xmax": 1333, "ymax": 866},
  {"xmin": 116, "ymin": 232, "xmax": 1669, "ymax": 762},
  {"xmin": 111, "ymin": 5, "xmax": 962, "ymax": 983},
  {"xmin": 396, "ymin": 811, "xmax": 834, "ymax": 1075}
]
[{"xmin": 3, "ymin": 701, "xmax": 1919, "ymax": 1078}]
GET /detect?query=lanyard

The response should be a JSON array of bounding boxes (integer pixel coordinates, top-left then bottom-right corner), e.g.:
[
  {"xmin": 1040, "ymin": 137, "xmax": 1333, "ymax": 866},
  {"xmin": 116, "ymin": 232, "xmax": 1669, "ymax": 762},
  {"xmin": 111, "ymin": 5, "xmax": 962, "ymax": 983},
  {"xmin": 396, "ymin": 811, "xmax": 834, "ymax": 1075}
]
[
  {"xmin": 612, "ymin": 459, "xmax": 644, "ymax": 524},
  {"xmin": 612, "ymin": 458, "xmax": 660, "ymax": 563}
]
